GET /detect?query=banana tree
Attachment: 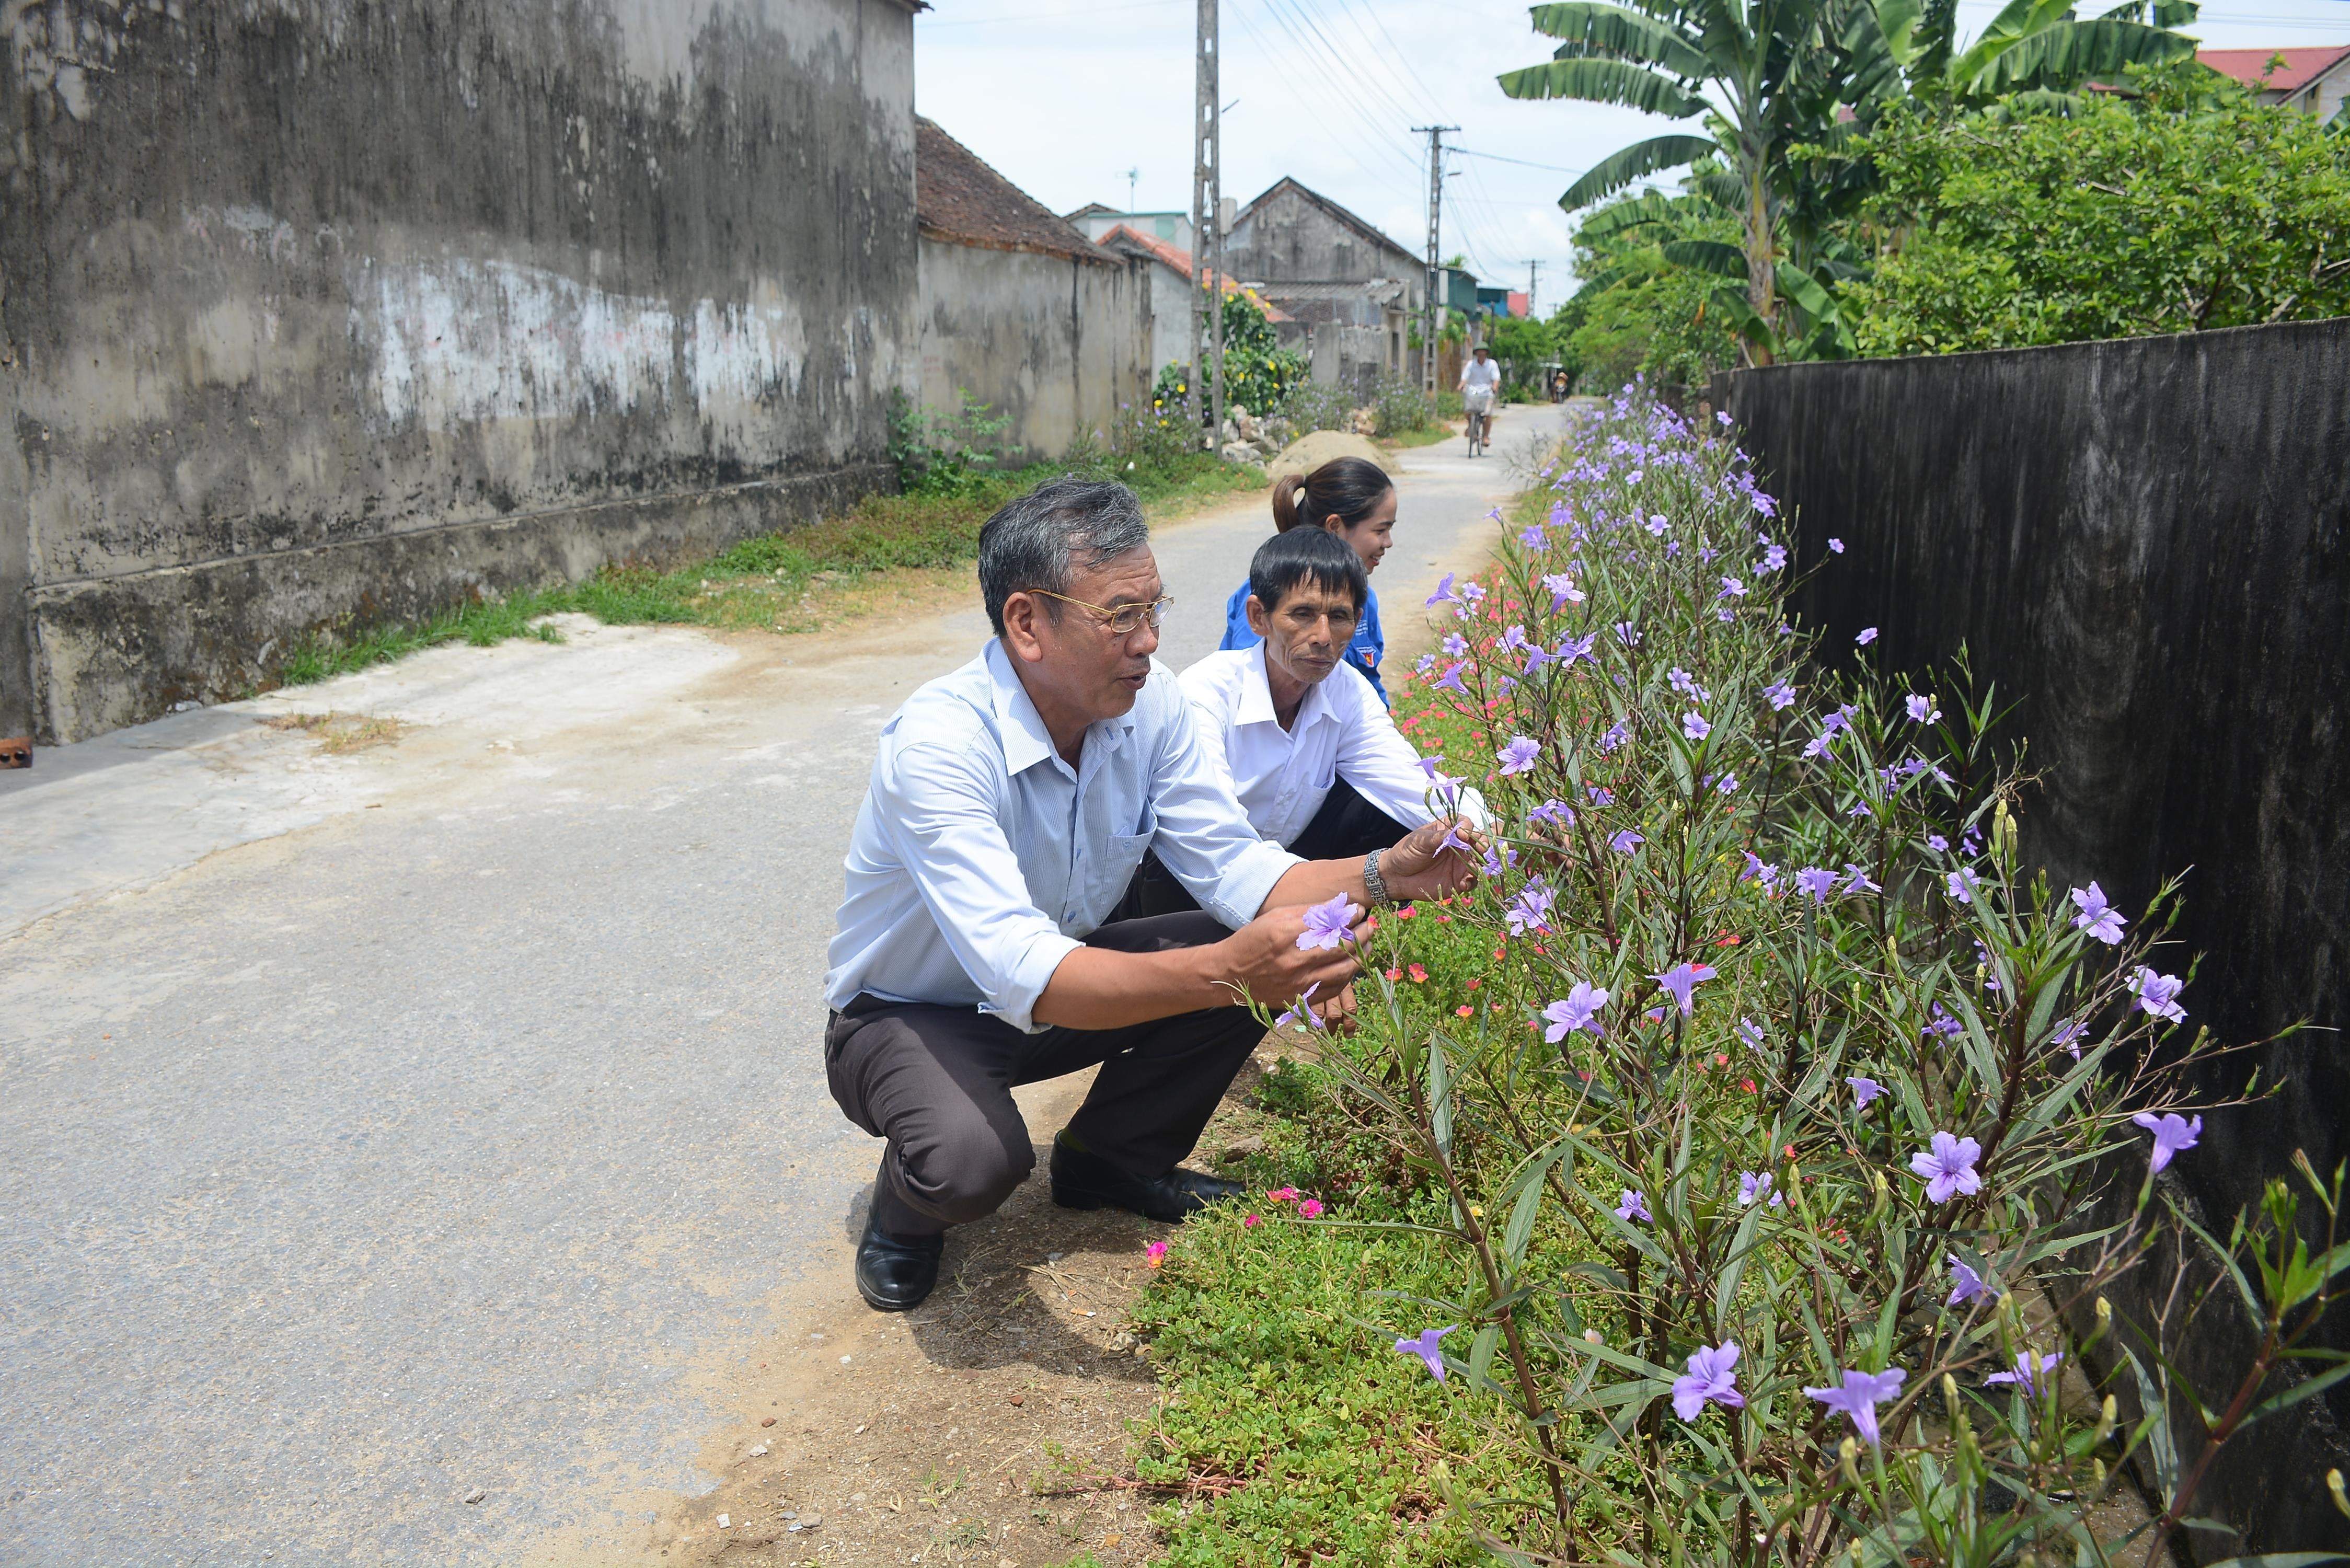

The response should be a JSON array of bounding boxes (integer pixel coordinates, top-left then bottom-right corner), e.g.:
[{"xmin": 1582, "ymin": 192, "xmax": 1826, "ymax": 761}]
[
  {"xmin": 1500, "ymin": 0, "xmax": 1849, "ymax": 363},
  {"xmin": 1842, "ymin": 0, "xmax": 2201, "ymax": 112}
]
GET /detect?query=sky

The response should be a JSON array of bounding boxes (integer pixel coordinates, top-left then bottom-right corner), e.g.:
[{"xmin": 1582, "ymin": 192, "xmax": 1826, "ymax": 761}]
[{"xmin": 912, "ymin": 0, "xmax": 2350, "ymax": 306}]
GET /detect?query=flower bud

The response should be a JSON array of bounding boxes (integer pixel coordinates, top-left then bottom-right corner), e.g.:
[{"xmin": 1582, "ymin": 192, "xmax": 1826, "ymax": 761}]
[
  {"xmin": 1942, "ymin": 1373, "xmax": 1962, "ymax": 1425},
  {"xmin": 2093, "ymin": 1458, "xmax": 2107, "ymax": 1489},
  {"xmin": 2330, "ymin": 1469, "xmax": 2349, "ymax": 1520},
  {"xmin": 1838, "ymin": 1435, "xmax": 1860, "ymax": 1486},
  {"xmin": 2094, "ymin": 1394, "xmax": 2116, "ymax": 1445},
  {"xmin": 2096, "ymin": 1296, "xmax": 2112, "ymax": 1334}
]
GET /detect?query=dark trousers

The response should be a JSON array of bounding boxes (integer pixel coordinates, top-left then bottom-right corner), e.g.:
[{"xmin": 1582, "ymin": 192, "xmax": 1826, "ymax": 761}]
[
  {"xmin": 825, "ymin": 912, "xmax": 1264, "ymax": 1238},
  {"xmin": 1112, "ymin": 777, "xmax": 1413, "ymax": 922}
]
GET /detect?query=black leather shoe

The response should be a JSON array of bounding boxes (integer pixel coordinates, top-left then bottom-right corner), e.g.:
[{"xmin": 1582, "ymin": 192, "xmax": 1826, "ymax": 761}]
[
  {"xmin": 1050, "ymin": 1137, "xmax": 1243, "ymax": 1223},
  {"xmin": 855, "ymin": 1214, "xmax": 944, "ymax": 1312}
]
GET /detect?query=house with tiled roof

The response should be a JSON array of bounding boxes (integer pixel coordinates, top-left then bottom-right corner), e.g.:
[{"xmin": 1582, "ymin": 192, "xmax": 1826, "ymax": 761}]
[
  {"xmin": 2198, "ymin": 45, "xmax": 2350, "ymax": 121},
  {"xmin": 1094, "ymin": 223, "xmax": 1290, "ymax": 379},
  {"xmin": 914, "ymin": 118, "xmax": 1152, "ymax": 461},
  {"xmin": 1221, "ymin": 177, "xmax": 1425, "ymax": 397}
]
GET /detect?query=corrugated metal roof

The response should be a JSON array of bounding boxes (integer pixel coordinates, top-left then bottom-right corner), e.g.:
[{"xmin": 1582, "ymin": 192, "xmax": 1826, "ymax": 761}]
[{"xmin": 915, "ymin": 118, "xmax": 1116, "ymax": 265}]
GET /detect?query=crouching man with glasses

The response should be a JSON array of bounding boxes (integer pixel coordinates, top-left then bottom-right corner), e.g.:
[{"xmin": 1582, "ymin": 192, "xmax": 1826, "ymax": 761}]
[{"xmin": 822, "ymin": 478, "xmax": 1479, "ymax": 1311}]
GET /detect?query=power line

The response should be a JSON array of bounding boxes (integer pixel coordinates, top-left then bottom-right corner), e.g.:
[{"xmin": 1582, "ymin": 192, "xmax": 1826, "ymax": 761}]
[
  {"xmin": 919, "ymin": 0, "xmax": 1186, "ymax": 27},
  {"xmin": 1452, "ymin": 146, "xmax": 1593, "ymax": 177}
]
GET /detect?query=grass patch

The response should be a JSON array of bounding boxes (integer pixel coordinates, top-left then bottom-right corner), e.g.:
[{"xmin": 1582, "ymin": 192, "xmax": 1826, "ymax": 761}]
[
  {"xmin": 1382, "ymin": 424, "xmax": 1456, "ymax": 452},
  {"xmin": 259, "ymin": 711, "xmax": 409, "ymax": 753},
  {"xmin": 276, "ymin": 453, "xmax": 1265, "ymax": 688}
]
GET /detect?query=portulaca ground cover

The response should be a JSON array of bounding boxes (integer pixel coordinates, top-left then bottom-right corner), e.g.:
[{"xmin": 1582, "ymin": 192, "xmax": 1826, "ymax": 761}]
[{"xmin": 1127, "ymin": 390, "xmax": 2346, "ymax": 1567}]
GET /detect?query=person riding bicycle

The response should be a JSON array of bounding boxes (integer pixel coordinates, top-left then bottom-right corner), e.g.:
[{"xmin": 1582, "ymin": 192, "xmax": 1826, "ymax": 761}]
[{"xmin": 1459, "ymin": 344, "xmax": 1501, "ymax": 455}]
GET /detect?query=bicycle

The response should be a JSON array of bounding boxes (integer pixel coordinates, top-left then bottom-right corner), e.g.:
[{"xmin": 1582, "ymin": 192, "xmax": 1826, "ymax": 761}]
[{"xmin": 1464, "ymin": 390, "xmax": 1494, "ymax": 457}]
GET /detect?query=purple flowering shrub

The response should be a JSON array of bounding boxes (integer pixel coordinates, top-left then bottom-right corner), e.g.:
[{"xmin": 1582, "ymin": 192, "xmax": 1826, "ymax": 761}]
[{"xmin": 1247, "ymin": 388, "xmax": 2343, "ymax": 1566}]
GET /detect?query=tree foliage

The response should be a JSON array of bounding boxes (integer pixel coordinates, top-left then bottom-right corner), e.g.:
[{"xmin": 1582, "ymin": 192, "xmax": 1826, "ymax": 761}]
[{"xmin": 1844, "ymin": 63, "xmax": 2350, "ymax": 354}]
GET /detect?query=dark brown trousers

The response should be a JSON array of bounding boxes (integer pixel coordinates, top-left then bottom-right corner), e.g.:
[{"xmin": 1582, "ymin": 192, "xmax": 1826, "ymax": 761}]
[{"xmin": 825, "ymin": 912, "xmax": 1264, "ymax": 1238}]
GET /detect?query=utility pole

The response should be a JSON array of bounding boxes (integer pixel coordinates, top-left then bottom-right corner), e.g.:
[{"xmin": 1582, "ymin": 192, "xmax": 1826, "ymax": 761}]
[
  {"xmin": 1526, "ymin": 259, "xmax": 1542, "ymax": 317},
  {"xmin": 1188, "ymin": 0, "xmax": 1225, "ymax": 451},
  {"xmin": 1125, "ymin": 166, "xmax": 1139, "ymax": 211},
  {"xmin": 1412, "ymin": 124, "xmax": 1457, "ymax": 397}
]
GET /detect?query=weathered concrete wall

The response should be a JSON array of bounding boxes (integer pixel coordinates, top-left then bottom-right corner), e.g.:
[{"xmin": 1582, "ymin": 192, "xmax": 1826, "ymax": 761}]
[
  {"xmin": 1, "ymin": 0, "xmax": 918, "ymax": 743},
  {"xmin": 1720, "ymin": 318, "xmax": 2350, "ymax": 1558},
  {"xmin": 1226, "ymin": 186, "xmax": 1415, "ymax": 295},
  {"xmin": 916, "ymin": 239, "xmax": 1148, "ymax": 461}
]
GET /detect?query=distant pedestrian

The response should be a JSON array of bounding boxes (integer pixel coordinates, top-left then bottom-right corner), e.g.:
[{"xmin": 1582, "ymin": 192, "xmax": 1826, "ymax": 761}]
[{"xmin": 1216, "ymin": 456, "xmax": 1395, "ymax": 704}]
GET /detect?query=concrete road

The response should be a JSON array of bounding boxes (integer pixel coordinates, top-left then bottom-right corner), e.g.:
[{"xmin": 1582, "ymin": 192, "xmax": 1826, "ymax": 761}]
[{"xmin": 0, "ymin": 413, "xmax": 1552, "ymax": 1566}]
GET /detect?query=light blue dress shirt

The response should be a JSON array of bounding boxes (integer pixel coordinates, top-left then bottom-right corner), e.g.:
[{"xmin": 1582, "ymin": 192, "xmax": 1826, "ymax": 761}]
[{"xmin": 823, "ymin": 640, "xmax": 1300, "ymax": 1033}]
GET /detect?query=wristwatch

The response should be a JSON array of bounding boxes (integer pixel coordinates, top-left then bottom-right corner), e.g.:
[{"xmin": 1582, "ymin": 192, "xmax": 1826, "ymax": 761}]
[{"xmin": 1363, "ymin": 848, "xmax": 1390, "ymax": 906}]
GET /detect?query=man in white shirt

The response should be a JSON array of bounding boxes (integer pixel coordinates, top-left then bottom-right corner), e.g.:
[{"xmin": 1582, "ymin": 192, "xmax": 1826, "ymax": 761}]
[
  {"xmin": 1118, "ymin": 530, "xmax": 1471, "ymax": 918},
  {"xmin": 1460, "ymin": 343, "xmax": 1502, "ymax": 439},
  {"xmin": 822, "ymin": 478, "xmax": 1478, "ymax": 1311}
]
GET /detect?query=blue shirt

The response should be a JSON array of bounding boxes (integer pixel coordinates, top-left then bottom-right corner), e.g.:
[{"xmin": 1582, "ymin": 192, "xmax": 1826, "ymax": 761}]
[
  {"xmin": 1219, "ymin": 582, "xmax": 1387, "ymax": 706},
  {"xmin": 823, "ymin": 641, "xmax": 1299, "ymax": 1033}
]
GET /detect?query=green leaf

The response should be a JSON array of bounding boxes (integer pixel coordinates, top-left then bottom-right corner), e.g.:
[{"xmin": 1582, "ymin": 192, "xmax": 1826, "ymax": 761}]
[
  {"xmin": 1497, "ymin": 57, "xmax": 1708, "ymax": 118},
  {"xmin": 1562, "ymin": 135, "xmax": 1722, "ymax": 212},
  {"xmin": 2241, "ymin": 1358, "xmax": 2350, "ymax": 1428},
  {"xmin": 1468, "ymin": 1321, "xmax": 1503, "ymax": 1393},
  {"xmin": 1663, "ymin": 239, "xmax": 1751, "ymax": 281},
  {"xmin": 1529, "ymin": 2, "xmax": 1714, "ymax": 76},
  {"xmin": 1972, "ymin": 17, "xmax": 2196, "ymax": 92}
]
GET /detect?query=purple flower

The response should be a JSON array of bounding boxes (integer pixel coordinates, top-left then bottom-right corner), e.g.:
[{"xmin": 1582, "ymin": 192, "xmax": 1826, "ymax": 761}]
[
  {"xmin": 1425, "ymin": 574, "xmax": 1459, "ymax": 608},
  {"xmin": 1946, "ymin": 1256, "xmax": 1988, "ymax": 1306},
  {"xmin": 1737, "ymin": 1017, "xmax": 1766, "ymax": 1051},
  {"xmin": 1905, "ymin": 693, "xmax": 1941, "ymax": 724},
  {"xmin": 1414, "ymin": 754, "xmax": 1447, "ymax": 780},
  {"xmin": 1608, "ymin": 828, "xmax": 1643, "ymax": 855},
  {"xmin": 1506, "ymin": 880, "xmax": 1556, "ymax": 936},
  {"xmin": 1761, "ymin": 543, "xmax": 1788, "ymax": 573},
  {"xmin": 1681, "ymin": 711, "xmax": 1711, "ymax": 742},
  {"xmin": 1671, "ymin": 1342, "xmax": 1746, "ymax": 1421},
  {"xmin": 1669, "ymin": 666, "xmax": 1706, "ymax": 699},
  {"xmin": 1715, "ymin": 772, "xmax": 1740, "ymax": 795},
  {"xmin": 1587, "ymin": 785, "xmax": 1615, "ymax": 806},
  {"xmin": 1753, "ymin": 492, "xmax": 1777, "ymax": 517},
  {"xmin": 1543, "ymin": 572, "xmax": 1584, "ymax": 610},
  {"xmin": 1615, "ymin": 1187, "xmax": 1651, "ymax": 1224},
  {"xmin": 1927, "ymin": 833, "xmax": 1949, "ymax": 852},
  {"xmin": 1598, "ymin": 721, "xmax": 1629, "ymax": 753},
  {"xmin": 1296, "ymin": 893, "xmax": 1357, "ymax": 952},
  {"xmin": 1909, "ymin": 1131, "xmax": 1984, "ymax": 1204},
  {"xmin": 2070, "ymin": 882, "xmax": 2128, "ymax": 945},
  {"xmin": 1519, "ymin": 523, "xmax": 1546, "ymax": 548},
  {"xmin": 1645, "ymin": 514, "xmax": 1669, "ymax": 537},
  {"xmin": 1848, "ymin": 1075, "xmax": 1885, "ymax": 1109},
  {"xmin": 1275, "ymin": 982, "xmax": 1322, "ymax": 1031},
  {"xmin": 1434, "ymin": 661, "xmax": 1469, "ymax": 696},
  {"xmin": 2132, "ymin": 1111, "xmax": 2202, "ymax": 1171},
  {"xmin": 1497, "ymin": 735, "xmax": 1541, "ymax": 776},
  {"xmin": 1828, "ymin": 538, "xmax": 1845, "ymax": 554},
  {"xmin": 1844, "ymin": 862, "xmax": 1882, "ymax": 895},
  {"xmin": 1740, "ymin": 851, "xmax": 1772, "ymax": 883},
  {"xmin": 1765, "ymin": 679, "xmax": 1796, "ymax": 711},
  {"xmin": 1651, "ymin": 962, "xmax": 1717, "ymax": 1017},
  {"xmin": 1857, "ymin": 627, "xmax": 1879, "ymax": 645},
  {"xmin": 1557, "ymin": 632, "xmax": 1598, "ymax": 666},
  {"xmin": 2052, "ymin": 1017, "xmax": 2087, "ymax": 1058},
  {"xmin": 1986, "ymin": 1350, "xmax": 2064, "ymax": 1396},
  {"xmin": 1395, "ymin": 1325, "xmax": 1456, "ymax": 1381},
  {"xmin": 1805, "ymin": 1367, "xmax": 1906, "ymax": 1446},
  {"xmin": 1719, "ymin": 576, "xmax": 1747, "ymax": 599},
  {"xmin": 2130, "ymin": 967, "xmax": 2187, "ymax": 1024},
  {"xmin": 1543, "ymin": 982, "xmax": 1609, "ymax": 1041},
  {"xmin": 1443, "ymin": 632, "xmax": 1469, "ymax": 658},
  {"xmin": 1500, "ymin": 625, "xmax": 1534, "ymax": 659},
  {"xmin": 1795, "ymin": 866, "xmax": 1840, "ymax": 903},
  {"xmin": 1480, "ymin": 841, "xmax": 1518, "ymax": 878},
  {"xmin": 1924, "ymin": 1005, "xmax": 1963, "ymax": 1040},
  {"xmin": 1738, "ymin": 1171, "xmax": 1783, "ymax": 1208},
  {"xmin": 1527, "ymin": 798, "xmax": 1574, "ymax": 829},
  {"xmin": 1946, "ymin": 869, "xmax": 1978, "ymax": 905},
  {"xmin": 1614, "ymin": 621, "xmax": 1641, "ymax": 647}
]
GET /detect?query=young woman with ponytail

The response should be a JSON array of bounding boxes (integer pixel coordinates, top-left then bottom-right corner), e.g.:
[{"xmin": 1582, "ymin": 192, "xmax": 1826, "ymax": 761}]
[{"xmin": 1218, "ymin": 455, "xmax": 1396, "ymax": 705}]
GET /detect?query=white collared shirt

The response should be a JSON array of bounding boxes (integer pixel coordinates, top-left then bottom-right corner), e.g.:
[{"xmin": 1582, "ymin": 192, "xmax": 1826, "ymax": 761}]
[
  {"xmin": 1179, "ymin": 644, "xmax": 1473, "ymax": 848},
  {"xmin": 823, "ymin": 640, "xmax": 1299, "ymax": 1033}
]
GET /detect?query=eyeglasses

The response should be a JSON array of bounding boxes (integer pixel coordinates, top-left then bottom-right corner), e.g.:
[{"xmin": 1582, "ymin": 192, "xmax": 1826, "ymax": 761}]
[{"xmin": 1026, "ymin": 589, "xmax": 1174, "ymax": 636}]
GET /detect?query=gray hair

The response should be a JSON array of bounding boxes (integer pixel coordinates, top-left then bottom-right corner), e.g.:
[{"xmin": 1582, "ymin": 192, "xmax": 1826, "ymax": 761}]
[{"xmin": 976, "ymin": 476, "xmax": 1150, "ymax": 636}]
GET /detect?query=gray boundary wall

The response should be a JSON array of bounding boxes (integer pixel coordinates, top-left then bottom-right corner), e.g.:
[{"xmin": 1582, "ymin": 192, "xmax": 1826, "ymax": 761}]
[
  {"xmin": 1719, "ymin": 318, "xmax": 2350, "ymax": 1555},
  {"xmin": 1, "ymin": 0, "xmax": 918, "ymax": 744}
]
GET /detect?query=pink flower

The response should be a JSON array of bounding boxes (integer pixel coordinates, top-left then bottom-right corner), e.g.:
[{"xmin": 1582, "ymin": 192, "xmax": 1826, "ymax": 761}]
[
  {"xmin": 1268, "ymin": 1186, "xmax": 1299, "ymax": 1203},
  {"xmin": 1145, "ymin": 1240, "xmax": 1168, "ymax": 1268},
  {"xmin": 1242, "ymin": 1213, "xmax": 1260, "ymax": 1228},
  {"xmin": 1298, "ymin": 1198, "xmax": 1324, "ymax": 1218}
]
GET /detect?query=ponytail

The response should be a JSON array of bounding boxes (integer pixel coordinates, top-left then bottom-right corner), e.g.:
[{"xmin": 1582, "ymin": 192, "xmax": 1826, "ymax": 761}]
[
  {"xmin": 1271, "ymin": 473, "xmax": 1310, "ymax": 532},
  {"xmin": 1268, "ymin": 456, "xmax": 1392, "ymax": 535}
]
